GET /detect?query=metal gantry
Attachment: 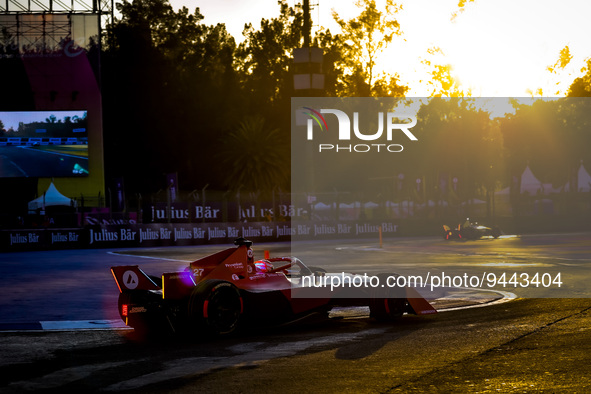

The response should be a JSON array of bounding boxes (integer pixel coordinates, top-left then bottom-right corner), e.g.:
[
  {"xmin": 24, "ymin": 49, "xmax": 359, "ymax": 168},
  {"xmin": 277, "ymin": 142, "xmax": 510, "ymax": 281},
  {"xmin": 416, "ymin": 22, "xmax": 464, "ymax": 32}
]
[
  {"xmin": 1, "ymin": 0, "xmax": 112, "ymax": 14},
  {"xmin": 0, "ymin": 0, "xmax": 113, "ymax": 55}
]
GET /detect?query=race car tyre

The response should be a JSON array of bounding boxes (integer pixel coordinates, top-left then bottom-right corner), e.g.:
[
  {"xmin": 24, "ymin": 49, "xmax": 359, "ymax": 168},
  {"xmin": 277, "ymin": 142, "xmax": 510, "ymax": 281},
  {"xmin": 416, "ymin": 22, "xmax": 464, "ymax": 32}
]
[
  {"xmin": 306, "ymin": 266, "xmax": 327, "ymax": 275},
  {"xmin": 463, "ymin": 230, "xmax": 479, "ymax": 240},
  {"xmin": 491, "ymin": 226, "xmax": 502, "ymax": 238},
  {"xmin": 188, "ymin": 280, "xmax": 243, "ymax": 336},
  {"xmin": 369, "ymin": 273, "xmax": 407, "ymax": 322}
]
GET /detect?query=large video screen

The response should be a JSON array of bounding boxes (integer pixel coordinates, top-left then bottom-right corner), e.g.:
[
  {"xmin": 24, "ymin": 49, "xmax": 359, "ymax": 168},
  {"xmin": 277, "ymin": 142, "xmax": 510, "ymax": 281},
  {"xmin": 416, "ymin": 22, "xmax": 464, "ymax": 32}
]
[{"xmin": 0, "ymin": 110, "xmax": 89, "ymax": 178}]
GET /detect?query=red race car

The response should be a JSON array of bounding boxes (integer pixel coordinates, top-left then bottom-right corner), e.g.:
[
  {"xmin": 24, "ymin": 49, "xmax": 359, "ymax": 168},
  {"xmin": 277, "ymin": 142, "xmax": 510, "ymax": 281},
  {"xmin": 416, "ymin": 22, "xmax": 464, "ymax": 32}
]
[{"xmin": 111, "ymin": 238, "xmax": 436, "ymax": 337}]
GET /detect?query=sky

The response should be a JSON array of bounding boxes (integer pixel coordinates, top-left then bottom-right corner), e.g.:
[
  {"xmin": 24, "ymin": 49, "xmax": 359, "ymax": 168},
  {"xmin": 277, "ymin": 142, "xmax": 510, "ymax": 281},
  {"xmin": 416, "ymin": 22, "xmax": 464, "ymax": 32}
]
[
  {"xmin": 0, "ymin": 111, "xmax": 86, "ymax": 131},
  {"xmin": 168, "ymin": 0, "xmax": 591, "ymax": 98}
]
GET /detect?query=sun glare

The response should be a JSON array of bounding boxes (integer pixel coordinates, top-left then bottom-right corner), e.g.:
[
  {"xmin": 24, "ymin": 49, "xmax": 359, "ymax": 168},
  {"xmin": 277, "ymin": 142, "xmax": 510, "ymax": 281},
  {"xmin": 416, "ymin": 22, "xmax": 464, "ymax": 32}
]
[
  {"xmin": 172, "ymin": 0, "xmax": 591, "ymax": 98},
  {"xmin": 367, "ymin": 0, "xmax": 591, "ymax": 97}
]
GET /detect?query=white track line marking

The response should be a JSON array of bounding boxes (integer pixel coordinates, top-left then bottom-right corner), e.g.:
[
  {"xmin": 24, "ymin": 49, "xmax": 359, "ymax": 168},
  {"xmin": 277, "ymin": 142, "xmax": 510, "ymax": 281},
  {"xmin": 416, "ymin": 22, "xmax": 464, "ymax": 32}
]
[{"xmin": 40, "ymin": 320, "xmax": 129, "ymax": 331}]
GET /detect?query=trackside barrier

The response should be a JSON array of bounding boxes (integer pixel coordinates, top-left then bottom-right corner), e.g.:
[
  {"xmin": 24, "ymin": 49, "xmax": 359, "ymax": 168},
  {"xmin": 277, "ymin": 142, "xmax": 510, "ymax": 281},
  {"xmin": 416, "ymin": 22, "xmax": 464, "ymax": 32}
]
[
  {"xmin": 0, "ymin": 137, "xmax": 87, "ymax": 146},
  {"xmin": 0, "ymin": 221, "xmax": 400, "ymax": 252}
]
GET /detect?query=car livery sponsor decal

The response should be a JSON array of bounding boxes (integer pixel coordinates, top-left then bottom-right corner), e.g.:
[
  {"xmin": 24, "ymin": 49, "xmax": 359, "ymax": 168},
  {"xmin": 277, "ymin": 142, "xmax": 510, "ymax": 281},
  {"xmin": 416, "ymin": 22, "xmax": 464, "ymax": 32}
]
[
  {"xmin": 122, "ymin": 270, "xmax": 139, "ymax": 289},
  {"xmin": 249, "ymin": 272, "xmax": 284, "ymax": 280},
  {"xmin": 225, "ymin": 262, "xmax": 244, "ymax": 270}
]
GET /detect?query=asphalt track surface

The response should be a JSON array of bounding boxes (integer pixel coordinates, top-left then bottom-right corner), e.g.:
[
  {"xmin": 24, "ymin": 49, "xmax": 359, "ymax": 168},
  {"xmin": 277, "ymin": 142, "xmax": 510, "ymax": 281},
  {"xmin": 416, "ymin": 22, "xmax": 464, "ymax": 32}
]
[
  {"xmin": 0, "ymin": 145, "xmax": 88, "ymax": 177},
  {"xmin": 1, "ymin": 233, "xmax": 590, "ymax": 392}
]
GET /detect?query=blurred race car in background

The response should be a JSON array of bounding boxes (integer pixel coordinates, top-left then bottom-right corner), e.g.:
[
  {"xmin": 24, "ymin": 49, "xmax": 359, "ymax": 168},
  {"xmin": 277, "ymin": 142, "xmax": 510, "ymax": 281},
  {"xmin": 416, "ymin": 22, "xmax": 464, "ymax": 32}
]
[
  {"xmin": 111, "ymin": 238, "xmax": 437, "ymax": 338},
  {"xmin": 443, "ymin": 219, "xmax": 502, "ymax": 240}
]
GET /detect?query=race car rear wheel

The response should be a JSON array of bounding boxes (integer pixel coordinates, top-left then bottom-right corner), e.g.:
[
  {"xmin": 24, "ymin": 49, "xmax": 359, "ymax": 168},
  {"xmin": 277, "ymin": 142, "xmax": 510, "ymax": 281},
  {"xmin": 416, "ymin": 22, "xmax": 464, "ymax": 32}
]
[
  {"xmin": 370, "ymin": 297, "xmax": 406, "ymax": 322},
  {"xmin": 369, "ymin": 273, "xmax": 407, "ymax": 322},
  {"xmin": 188, "ymin": 280, "xmax": 243, "ymax": 336},
  {"xmin": 118, "ymin": 290, "xmax": 171, "ymax": 338}
]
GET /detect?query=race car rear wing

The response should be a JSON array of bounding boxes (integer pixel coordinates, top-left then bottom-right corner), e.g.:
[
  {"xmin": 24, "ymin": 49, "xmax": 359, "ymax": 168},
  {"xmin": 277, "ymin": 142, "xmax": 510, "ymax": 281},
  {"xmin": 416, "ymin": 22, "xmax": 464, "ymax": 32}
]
[
  {"xmin": 111, "ymin": 265, "xmax": 161, "ymax": 293},
  {"xmin": 405, "ymin": 287, "xmax": 437, "ymax": 315}
]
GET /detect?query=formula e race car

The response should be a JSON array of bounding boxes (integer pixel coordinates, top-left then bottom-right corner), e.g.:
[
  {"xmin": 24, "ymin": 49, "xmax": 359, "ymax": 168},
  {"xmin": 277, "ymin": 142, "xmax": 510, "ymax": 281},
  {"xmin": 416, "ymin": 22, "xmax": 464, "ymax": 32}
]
[
  {"xmin": 111, "ymin": 238, "xmax": 437, "ymax": 337},
  {"xmin": 443, "ymin": 220, "xmax": 502, "ymax": 240}
]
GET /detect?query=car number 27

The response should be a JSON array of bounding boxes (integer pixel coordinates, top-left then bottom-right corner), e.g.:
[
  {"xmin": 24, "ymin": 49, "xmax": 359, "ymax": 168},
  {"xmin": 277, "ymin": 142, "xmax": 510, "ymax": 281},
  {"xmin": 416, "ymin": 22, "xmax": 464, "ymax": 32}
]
[{"xmin": 193, "ymin": 268, "xmax": 205, "ymax": 277}]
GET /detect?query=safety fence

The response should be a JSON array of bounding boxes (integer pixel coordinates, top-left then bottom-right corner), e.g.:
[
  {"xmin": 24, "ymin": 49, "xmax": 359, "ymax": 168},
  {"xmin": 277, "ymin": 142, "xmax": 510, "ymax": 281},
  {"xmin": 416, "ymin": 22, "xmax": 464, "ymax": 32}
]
[{"xmin": 0, "ymin": 137, "xmax": 88, "ymax": 146}]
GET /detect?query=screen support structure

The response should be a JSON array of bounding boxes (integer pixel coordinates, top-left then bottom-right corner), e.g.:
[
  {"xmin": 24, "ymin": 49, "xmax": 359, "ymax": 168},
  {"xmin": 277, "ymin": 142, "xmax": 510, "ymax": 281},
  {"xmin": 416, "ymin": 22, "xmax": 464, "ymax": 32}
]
[{"xmin": 0, "ymin": 0, "xmax": 112, "ymax": 207}]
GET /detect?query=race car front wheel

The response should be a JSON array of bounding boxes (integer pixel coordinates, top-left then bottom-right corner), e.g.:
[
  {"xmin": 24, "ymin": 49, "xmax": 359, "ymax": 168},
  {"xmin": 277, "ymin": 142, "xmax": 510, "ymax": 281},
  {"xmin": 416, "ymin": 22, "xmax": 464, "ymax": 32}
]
[{"xmin": 188, "ymin": 280, "xmax": 243, "ymax": 336}]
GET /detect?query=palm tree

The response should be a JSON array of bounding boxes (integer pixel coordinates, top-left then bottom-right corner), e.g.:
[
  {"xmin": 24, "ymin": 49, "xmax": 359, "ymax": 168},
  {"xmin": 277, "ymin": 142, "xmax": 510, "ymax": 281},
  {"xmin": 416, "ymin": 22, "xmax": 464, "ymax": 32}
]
[{"xmin": 219, "ymin": 115, "xmax": 289, "ymax": 196}]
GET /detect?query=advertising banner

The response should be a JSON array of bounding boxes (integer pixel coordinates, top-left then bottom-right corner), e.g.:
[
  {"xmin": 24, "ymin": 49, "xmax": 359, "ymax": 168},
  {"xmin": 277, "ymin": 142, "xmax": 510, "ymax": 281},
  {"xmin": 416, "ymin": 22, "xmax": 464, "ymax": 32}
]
[
  {"xmin": 0, "ymin": 220, "xmax": 399, "ymax": 252},
  {"xmin": 145, "ymin": 202, "xmax": 310, "ymax": 223},
  {"xmin": 1, "ymin": 229, "xmax": 84, "ymax": 251}
]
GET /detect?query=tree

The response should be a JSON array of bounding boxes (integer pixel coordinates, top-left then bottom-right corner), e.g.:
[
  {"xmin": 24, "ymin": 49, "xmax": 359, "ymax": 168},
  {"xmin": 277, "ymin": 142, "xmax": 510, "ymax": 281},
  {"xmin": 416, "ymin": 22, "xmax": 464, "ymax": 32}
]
[
  {"xmin": 313, "ymin": 29, "xmax": 346, "ymax": 97},
  {"xmin": 236, "ymin": 0, "xmax": 304, "ymax": 111},
  {"xmin": 421, "ymin": 47, "xmax": 469, "ymax": 97},
  {"xmin": 414, "ymin": 99, "xmax": 500, "ymax": 205},
  {"xmin": 451, "ymin": 0, "xmax": 477, "ymax": 21},
  {"xmin": 102, "ymin": 0, "xmax": 240, "ymax": 192},
  {"xmin": 567, "ymin": 58, "xmax": 591, "ymax": 97},
  {"xmin": 332, "ymin": 0, "xmax": 407, "ymax": 97},
  {"xmin": 500, "ymin": 99, "xmax": 574, "ymax": 189},
  {"xmin": 218, "ymin": 115, "xmax": 289, "ymax": 195},
  {"xmin": 530, "ymin": 45, "xmax": 575, "ymax": 97}
]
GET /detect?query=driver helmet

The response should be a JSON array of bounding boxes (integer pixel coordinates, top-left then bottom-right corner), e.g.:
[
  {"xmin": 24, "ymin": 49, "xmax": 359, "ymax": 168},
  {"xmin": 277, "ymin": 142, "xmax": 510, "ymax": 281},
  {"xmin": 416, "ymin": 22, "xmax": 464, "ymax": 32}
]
[{"xmin": 254, "ymin": 260, "xmax": 273, "ymax": 273}]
